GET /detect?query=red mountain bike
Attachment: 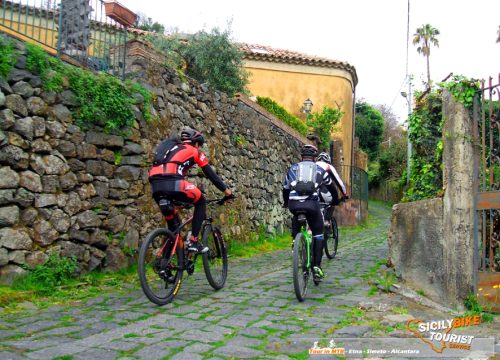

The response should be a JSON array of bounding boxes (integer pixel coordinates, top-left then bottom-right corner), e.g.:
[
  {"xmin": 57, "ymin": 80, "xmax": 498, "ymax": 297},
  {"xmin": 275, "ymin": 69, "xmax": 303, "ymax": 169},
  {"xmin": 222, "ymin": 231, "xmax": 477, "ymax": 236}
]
[{"xmin": 138, "ymin": 197, "xmax": 231, "ymax": 305}]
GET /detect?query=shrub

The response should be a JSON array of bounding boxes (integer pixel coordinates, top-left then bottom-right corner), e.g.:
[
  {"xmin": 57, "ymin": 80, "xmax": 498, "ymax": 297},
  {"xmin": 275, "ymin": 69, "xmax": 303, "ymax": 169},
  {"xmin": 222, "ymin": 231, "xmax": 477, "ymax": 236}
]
[
  {"xmin": 256, "ymin": 96, "xmax": 308, "ymax": 136},
  {"xmin": 0, "ymin": 37, "xmax": 17, "ymax": 78},
  {"xmin": 13, "ymin": 254, "xmax": 77, "ymax": 295}
]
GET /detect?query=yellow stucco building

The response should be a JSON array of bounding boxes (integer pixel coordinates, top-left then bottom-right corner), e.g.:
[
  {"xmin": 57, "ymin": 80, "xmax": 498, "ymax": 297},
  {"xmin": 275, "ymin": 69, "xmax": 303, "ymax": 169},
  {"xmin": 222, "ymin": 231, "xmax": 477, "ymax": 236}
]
[{"xmin": 240, "ymin": 44, "xmax": 358, "ymax": 169}]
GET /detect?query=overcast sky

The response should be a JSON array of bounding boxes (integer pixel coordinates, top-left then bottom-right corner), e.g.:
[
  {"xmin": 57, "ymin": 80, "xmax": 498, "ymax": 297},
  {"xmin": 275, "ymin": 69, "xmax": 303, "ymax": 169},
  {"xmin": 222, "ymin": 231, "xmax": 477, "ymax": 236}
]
[{"xmin": 118, "ymin": 0, "xmax": 500, "ymax": 123}]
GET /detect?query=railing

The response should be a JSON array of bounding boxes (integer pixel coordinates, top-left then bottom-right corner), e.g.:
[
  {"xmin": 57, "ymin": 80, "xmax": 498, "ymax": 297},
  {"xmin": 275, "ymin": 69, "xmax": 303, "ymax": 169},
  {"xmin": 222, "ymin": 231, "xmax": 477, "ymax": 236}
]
[
  {"xmin": 473, "ymin": 74, "xmax": 500, "ymax": 312},
  {"xmin": 340, "ymin": 165, "xmax": 368, "ymax": 223},
  {"xmin": 0, "ymin": 0, "xmax": 128, "ymax": 78}
]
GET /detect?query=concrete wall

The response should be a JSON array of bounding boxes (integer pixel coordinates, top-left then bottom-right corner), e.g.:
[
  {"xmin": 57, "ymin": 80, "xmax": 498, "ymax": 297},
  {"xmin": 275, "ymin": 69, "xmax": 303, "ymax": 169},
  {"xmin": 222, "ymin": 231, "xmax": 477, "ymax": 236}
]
[
  {"xmin": 388, "ymin": 198, "xmax": 445, "ymax": 300},
  {"xmin": 388, "ymin": 90, "xmax": 477, "ymax": 305}
]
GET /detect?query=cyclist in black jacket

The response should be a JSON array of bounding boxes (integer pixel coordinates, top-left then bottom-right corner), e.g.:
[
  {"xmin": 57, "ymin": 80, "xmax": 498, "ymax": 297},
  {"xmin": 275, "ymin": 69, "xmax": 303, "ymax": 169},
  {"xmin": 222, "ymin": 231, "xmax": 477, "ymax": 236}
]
[{"xmin": 282, "ymin": 144, "xmax": 337, "ymax": 281}]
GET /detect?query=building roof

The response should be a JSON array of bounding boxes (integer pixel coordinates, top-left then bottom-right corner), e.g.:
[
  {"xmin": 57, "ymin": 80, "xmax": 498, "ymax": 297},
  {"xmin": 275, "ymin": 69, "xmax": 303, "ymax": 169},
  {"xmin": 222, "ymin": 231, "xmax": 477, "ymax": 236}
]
[{"xmin": 239, "ymin": 43, "xmax": 358, "ymax": 86}]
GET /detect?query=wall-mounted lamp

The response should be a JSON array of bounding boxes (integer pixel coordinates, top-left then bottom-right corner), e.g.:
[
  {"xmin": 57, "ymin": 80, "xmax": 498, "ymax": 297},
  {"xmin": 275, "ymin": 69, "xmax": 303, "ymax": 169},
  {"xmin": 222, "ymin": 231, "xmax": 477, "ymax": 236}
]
[{"xmin": 303, "ymin": 98, "xmax": 313, "ymax": 115}]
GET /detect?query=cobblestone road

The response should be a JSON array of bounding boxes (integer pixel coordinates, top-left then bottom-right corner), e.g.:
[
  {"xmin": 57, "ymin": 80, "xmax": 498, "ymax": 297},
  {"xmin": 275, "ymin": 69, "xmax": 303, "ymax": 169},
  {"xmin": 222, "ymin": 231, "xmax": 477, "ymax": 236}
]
[{"xmin": 0, "ymin": 203, "xmax": 497, "ymax": 359}]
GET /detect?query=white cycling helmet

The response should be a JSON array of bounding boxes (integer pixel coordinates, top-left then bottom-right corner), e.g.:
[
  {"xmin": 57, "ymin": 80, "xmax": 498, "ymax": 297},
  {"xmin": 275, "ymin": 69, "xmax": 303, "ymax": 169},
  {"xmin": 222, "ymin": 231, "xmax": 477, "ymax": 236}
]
[{"xmin": 317, "ymin": 152, "xmax": 331, "ymax": 163}]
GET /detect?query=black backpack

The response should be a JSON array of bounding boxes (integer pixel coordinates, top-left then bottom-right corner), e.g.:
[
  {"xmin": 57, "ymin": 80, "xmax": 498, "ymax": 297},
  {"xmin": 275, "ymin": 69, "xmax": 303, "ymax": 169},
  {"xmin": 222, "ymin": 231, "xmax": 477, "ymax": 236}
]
[
  {"xmin": 292, "ymin": 161, "xmax": 318, "ymax": 195},
  {"xmin": 152, "ymin": 137, "xmax": 181, "ymax": 166}
]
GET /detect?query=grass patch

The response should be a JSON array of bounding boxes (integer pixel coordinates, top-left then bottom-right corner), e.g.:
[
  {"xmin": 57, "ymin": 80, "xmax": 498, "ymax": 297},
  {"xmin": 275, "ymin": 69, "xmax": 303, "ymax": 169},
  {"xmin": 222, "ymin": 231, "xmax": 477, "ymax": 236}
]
[
  {"xmin": 228, "ymin": 231, "xmax": 292, "ymax": 258},
  {"xmin": 123, "ymin": 332, "xmax": 139, "ymax": 338},
  {"xmin": 463, "ymin": 293, "xmax": 495, "ymax": 323},
  {"xmin": 0, "ymin": 263, "xmax": 139, "ymax": 311}
]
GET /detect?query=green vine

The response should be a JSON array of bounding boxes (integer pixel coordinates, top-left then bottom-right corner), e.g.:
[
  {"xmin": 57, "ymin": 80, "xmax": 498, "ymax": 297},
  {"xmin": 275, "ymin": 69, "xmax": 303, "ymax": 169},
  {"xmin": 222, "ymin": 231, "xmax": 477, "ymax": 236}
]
[
  {"xmin": 404, "ymin": 75, "xmax": 481, "ymax": 202},
  {"xmin": 25, "ymin": 44, "xmax": 155, "ymax": 132},
  {"xmin": 439, "ymin": 75, "xmax": 480, "ymax": 111}
]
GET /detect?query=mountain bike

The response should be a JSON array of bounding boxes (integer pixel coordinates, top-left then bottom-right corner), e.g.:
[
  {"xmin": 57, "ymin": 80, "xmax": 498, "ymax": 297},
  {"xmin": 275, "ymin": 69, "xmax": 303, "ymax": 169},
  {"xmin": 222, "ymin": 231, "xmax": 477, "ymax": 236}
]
[
  {"xmin": 321, "ymin": 203, "xmax": 338, "ymax": 259},
  {"xmin": 138, "ymin": 196, "xmax": 232, "ymax": 306},
  {"xmin": 292, "ymin": 211, "xmax": 320, "ymax": 302}
]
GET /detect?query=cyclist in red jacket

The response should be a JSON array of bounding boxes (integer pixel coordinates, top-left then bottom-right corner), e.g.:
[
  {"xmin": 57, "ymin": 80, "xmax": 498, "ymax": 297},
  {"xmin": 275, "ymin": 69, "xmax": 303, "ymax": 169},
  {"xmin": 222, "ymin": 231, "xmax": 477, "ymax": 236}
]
[{"xmin": 149, "ymin": 128, "xmax": 232, "ymax": 253}]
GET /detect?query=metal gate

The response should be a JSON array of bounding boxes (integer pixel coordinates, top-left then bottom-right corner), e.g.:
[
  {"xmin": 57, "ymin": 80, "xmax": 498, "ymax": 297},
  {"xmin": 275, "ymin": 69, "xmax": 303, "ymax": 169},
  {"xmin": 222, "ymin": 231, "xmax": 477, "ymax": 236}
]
[
  {"xmin": 0, "ymin": 0, "xmax": 129, "ymax": 78},
  {"xmin": 473, "ymin": 74, "xmax": 500, "ymax": 312}
]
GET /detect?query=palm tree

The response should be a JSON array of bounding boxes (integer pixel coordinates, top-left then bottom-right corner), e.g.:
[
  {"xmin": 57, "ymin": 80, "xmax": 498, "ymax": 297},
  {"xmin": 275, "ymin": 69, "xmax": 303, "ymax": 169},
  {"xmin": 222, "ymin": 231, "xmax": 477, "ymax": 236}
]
[{"xmin": 413, "ymin": 24, "xmax": 440, "ymax": 89}]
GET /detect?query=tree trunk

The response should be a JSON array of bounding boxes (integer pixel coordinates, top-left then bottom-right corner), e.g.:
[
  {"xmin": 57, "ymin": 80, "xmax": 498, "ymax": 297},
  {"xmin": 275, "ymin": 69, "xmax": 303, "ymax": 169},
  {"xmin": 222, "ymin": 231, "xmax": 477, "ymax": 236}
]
[{"xmin": 426, "ymin": 54, "xmax": 431, "ymax": 89}]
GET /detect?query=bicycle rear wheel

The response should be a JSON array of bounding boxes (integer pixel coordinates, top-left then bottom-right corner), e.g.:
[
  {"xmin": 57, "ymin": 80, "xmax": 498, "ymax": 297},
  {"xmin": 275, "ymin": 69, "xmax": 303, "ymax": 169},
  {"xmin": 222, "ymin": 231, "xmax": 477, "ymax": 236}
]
[
  {"xmin": 202, "ymin": 225, "xmax": 228, "ymax": 290},
  {"xmin": 138, "ymin": 228, "xmax": 183, "ymax": 305},
  {"xmin": 324, "ymin": 217, "xmax": 338, "ymax": 259},
  {"xmin": 292, "ymin": 232, "xmax": 309, "ymax": 302}
]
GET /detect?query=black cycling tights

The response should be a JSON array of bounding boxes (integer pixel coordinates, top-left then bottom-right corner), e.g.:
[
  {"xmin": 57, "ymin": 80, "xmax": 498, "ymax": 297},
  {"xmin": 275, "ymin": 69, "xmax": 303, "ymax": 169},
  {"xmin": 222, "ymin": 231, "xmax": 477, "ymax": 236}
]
[{"xmin": 289, "ymin": 200, "xmax": 324, "ymax": 267}]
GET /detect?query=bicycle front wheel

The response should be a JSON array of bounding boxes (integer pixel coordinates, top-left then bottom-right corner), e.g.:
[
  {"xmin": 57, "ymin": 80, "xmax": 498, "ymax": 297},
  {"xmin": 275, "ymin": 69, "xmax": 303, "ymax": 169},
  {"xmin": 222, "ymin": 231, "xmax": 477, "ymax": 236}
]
[
  {"xmin": 324, "ymin": 217, "xmax": 339, "ymax": 259},
  {"xmin": 138, "ymin": 228, "xmax": 183, "ymax": 305},
  {"xmin": 292, "ymin": 232, "xmax": 309, "ymax": 302},
  {"xmin": 202, "ymin": 225, "xmax": 228, "ymax": 290}
]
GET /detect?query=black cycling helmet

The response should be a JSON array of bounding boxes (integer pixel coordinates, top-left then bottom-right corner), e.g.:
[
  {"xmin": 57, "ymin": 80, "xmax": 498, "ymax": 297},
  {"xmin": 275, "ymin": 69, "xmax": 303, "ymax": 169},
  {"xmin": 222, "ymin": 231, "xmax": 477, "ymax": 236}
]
[
  {"xmin": 301, "ymin": 144, "xmax": 318, "ymax": 158},
  {"xmin": 180, "ymin": 128, "xmax": 205, "ymax": 146},
  {"xmin": 317, "ymin": 152, "xmax": 331, "ymax": 163}
]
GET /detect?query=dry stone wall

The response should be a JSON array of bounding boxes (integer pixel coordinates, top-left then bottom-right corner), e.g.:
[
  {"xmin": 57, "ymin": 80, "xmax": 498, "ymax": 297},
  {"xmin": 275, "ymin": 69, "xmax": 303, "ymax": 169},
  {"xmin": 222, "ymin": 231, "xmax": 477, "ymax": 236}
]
[{"xmin": 0, "ymin": 37, "xmax": 304, "ymax": 283}]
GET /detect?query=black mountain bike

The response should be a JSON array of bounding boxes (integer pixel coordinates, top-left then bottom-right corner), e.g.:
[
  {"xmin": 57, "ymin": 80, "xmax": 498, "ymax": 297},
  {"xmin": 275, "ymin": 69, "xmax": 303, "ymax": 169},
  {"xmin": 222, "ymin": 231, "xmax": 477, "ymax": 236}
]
[
  {"xmin": 321, "ymin": 203, "xmax": 339, "ymax": 259},
  {"xmin": 138, "ymin": 197, "xmax": 231, "ymax": 305}
]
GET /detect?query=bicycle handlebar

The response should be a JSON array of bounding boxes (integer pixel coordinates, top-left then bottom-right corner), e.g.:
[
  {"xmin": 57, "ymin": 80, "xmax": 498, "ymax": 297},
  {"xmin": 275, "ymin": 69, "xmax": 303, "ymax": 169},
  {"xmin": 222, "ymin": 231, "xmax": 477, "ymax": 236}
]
[{"xmin": 206, "ymin": 194, "xmax": 236, "ymax": 205}]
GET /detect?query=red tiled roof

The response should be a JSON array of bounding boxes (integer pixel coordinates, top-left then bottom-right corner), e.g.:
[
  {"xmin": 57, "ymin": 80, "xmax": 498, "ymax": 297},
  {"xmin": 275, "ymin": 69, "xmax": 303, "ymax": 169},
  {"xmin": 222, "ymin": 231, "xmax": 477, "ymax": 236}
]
[
  {"xmin": 125, "ymin": 29, "xmax": 358, "ymax": 86},
  {"xmin": 239, "ymin": 43, "xmax": 358, "ymax": 86}
]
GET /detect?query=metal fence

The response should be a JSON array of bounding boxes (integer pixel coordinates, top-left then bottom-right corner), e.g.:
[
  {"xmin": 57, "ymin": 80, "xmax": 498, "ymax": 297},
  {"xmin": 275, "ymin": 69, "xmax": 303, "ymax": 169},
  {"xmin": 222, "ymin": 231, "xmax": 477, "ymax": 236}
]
[
  {"xmin": 474, "ymin": 75, "xmax": 500, "ymax": 273},
  {"xmin": 341, "ymin": 165, "xmax": 369, "ymax": 222},
  {"xmin": 0, "ymin": 0, "xmax": 129, "ymax": 77}
]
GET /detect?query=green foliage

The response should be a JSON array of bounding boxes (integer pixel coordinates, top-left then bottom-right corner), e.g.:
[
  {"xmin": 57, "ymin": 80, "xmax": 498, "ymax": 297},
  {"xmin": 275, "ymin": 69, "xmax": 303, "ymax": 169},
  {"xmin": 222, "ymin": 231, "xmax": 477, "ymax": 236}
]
[
  {"xmin": 114, "ymin": 151, "xmax": 122, "ymax": 165},
  {"xmin": 256, "ymin": 96, "xmax": 308, "ymax": 136},
  {"xmin": 440, "ymin": 75, "xmax": 480, "ymax": 111},
  {"xmin": 403, "ymin": 89, "xmax": 443, "ymax": 201},
  {"xmin": 0, "ymin": 37, "xmax": 16, "ymax": 78},
  {"xmin": 306, "ymin": 106, "xmax": 343, "ymax": 150},
  {"xmin": 233, "ymin": 134, "xmax": 247, "ymax": 147},
  {"xmin": 135, "ymin": 14, "xmax": 165, "ymax": 34},
  {"xmin": 150, "ymin": 27, "xmax": 249, "ymax": 96},
  {"xmin": 463, "ymin": 293, "xmax": 494, "ymax": 322},
  {"xmin": 25, "ymin": 44, "xmax": 154, "ymax": 132},
  {"xmin": 12, "ymin": 254, "xmax": 77, "ymax": 295},
  {"xmin": 355, "ymin": 101, "xmax": 384, "ymax": 160},
  {"xmin": 26, "ymin": 43, "xmax": 64, "ymax": 91},
  {"xmin": 378, "ymin": 136, "xmax": 407, "ymax": 180},
  {"xmin": 375, "ymin": 271, "xmax": 397, "ymax": 292}
]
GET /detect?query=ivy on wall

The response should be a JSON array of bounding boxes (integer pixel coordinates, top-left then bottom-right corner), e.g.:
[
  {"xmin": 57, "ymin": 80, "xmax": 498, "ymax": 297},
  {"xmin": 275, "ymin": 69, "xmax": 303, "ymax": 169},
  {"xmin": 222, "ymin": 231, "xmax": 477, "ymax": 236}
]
[
  {"xmin": 24, "ymin": 43, "xmax": 155, "ymax": 133},
  {"xmin": 403, "ymin": 75, "xmax": 480, "ymax": 202}
]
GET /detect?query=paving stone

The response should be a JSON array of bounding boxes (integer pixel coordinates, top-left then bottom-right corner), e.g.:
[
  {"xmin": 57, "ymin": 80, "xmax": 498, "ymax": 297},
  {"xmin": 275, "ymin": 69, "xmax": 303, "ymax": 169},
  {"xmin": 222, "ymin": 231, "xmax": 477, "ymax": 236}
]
[
  {"xmin": 98, "ymin": 339, "xmax": 138, "ymax": 351},
  {"xmin": 181, "ymin": 341, "xmax": 213, "ymax": 353},
  {"xmin": 170, "ymin": 352, "xmax": 203, "ymax": 360},
  {"xmin": 180, "ymin": 329, "xmax": 226, "ymax": 342},
  {"xmin": 73, "ymin": 348, "xmax": 119, "ymax": 360},
  {"xmin": 238, "ymin": 326, "xmax": 270, "ymax": 337},
  {"xmin": 213, "ymin": 345, "xmax": 265, "ymax": 359},
  {"xmin": 333, "ymin": 325, "xmax": 373, "ymax": 337},
  {"xmin": 225, "ymin": 335, "xmax": 263, "ymax": 348},
  {"xmin": 0, "ymin": 351, "xmax": 26, "ymax": 360}
]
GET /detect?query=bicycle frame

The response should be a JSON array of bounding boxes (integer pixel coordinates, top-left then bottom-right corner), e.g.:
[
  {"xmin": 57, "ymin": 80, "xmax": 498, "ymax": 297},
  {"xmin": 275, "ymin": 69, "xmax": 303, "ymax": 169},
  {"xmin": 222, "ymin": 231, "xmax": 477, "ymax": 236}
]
[
  {"xmin": 156, "ymin": 198, "xmax": 222, "ymax": 268},
  {"xmin": 297, "ymin": 215, "xmax": 312, "ymax": 269}
]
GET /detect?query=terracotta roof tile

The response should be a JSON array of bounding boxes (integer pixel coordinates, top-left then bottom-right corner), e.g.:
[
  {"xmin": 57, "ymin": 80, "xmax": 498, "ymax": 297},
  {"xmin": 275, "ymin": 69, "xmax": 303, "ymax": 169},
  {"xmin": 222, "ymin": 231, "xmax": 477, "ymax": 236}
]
[
  {"xmin": 124, "ymin": 29, "xmax": 358, "ymax": 86},
  {"xmin": 239, "ymin": 43, "xmax": 357, "ymax": 86}
]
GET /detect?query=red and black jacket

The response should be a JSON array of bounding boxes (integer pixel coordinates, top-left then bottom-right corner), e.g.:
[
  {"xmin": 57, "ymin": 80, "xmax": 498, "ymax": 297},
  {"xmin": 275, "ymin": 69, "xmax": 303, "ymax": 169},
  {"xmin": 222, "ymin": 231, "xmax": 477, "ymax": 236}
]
[{"xmin": 149, "ymin": 143, "xmax": 227, "ymax": 192}]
